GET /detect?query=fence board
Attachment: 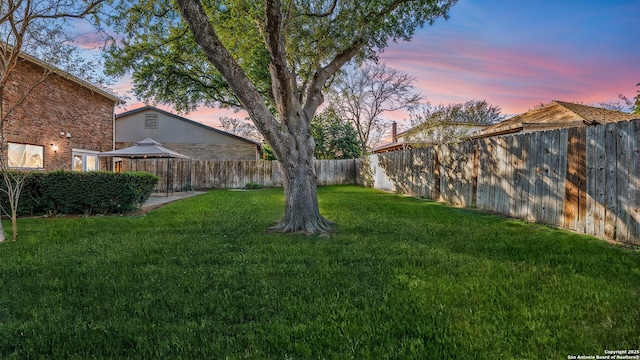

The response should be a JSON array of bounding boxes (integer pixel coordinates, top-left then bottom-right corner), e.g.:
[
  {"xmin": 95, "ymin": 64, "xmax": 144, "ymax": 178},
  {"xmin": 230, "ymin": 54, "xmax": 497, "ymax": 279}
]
[
  {"xmin": 533, "ymin": 132, "xmax": 545, "ymax": 223},
  {"xmin": 564, "ymin": 128, "xmax": 586, "ymax": 231},
  {"xmin": 525, "ymin": 132, "xmax": 536, "ymax": 221},
  {"xmin": 604, "ymin": 123, "xmax": 618, "ymax": 240},
  {"xmin": 592, "ymin": 124, "xmax": 607, "ymax": 238},
  {"xmin": 586, "ymin": 126, "xmax": 597, "ymax": 234},
  {"xmin": 411, "ymin": 149, "xmax": 421, "ymax": 198},
  {"xmin": 463, "ymin": 141, "xmax": 475, "ymax": 206},
  {"xmin": 565, "ymin": 128, "xmax": 581, "ymax": 230},
  {"xmin": 440, "ymin": 145, "xmax": 451, "ymax": 203},
  {"xmin": 489, "ymin": 138, "xmax": 504, "ymax": 212},
  {"xmin": 510, "ymin": 134, "xmax": 522, "ymax": 218},
  {"xmin": 496, "ymin": 137, "xmax": 509, "ymax": 216},
  {"xmin": 616, "ymin": 121, "xmax": 630, "ymax": 243},
  {"xmin": 556, "ymin": 129, "xmax": 569, "ymax": 228},
  {"xmin": 503, "ymin": 136, "xmax": 514, "ymax": 216},
  {"xmin": 475, "ymin": 139, "xmax": 488, "ymax": 210},
  {"xmin": 629, "ymin": 120, "xmax": 640, "ymax": 244},
  {"xmin": 426, "ymin": 148, "xmax": 435, "ymax": 199},
  {"xmin": 541, "ymin": 131, "xmax": 554, "ymax": 224},
  {"xmin": 576, "ymin": 128, "xmax": 588, "ymax": 233},
  {"xmin": 551, "ymin": 130, "xmax": 564, "ymax": 227},
  {"xmin": 485, "ymin": 138, "xmax": 495, "ymax": 212},
  {"xmin": 520, "ymin": 134, "xmax": 530, "ymax": 220}
]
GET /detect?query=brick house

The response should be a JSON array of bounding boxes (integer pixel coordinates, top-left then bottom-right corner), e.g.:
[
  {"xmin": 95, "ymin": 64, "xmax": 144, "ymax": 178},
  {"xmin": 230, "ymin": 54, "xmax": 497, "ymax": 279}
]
[{"xmin": 2, "ymin": 52, "xmax": 120, "ymax": 171}]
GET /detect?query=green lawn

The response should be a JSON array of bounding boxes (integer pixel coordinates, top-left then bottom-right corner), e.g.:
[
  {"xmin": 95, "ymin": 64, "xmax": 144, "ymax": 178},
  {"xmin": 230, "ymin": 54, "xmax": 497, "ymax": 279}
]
[{"xmin": 0, "ymin": 185, "xmax": 638, "ymax": 359}]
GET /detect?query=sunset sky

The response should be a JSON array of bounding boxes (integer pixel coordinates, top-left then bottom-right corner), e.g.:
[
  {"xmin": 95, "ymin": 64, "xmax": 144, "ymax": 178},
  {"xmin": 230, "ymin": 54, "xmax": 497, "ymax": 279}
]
[{"xmin": 96, "ymin": 0, "xmax": 639, "ymax": 130}]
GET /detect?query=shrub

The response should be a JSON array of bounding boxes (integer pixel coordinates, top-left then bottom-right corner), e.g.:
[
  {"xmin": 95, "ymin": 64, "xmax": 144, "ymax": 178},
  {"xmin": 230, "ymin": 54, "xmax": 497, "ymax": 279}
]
[
  {"xmin": 244, "ymin": 182, "xmax": 262, "ymax": 190},
  {"xmin": 0, "ymin": 171, "xmax": 46, "ymax": 216},
  {"xmin": 0, "ymin": 171, "xmax": 158, "ymax": 216}
]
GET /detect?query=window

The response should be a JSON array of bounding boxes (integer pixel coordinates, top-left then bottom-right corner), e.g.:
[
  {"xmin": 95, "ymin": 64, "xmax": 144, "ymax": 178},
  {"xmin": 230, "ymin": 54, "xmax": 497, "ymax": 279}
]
[
  {"xmin": 72, "ymin": 149, "xmax": 99, "ymax": 172},
  {"xmin": 145, "ymin": 113, "xmax": 159, "ymax": 129},
  {"xmin": 8, "ymin": 143, "xmax": 44, "ymax": 169}
]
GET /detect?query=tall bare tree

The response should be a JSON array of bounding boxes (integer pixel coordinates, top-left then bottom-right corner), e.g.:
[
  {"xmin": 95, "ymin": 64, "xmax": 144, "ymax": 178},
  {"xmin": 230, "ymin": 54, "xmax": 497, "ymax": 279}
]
[
  {"xmin": 328, "ymin": 63, "xmax": 422, "ymax": 154},
  {"xmin": 406, "ymin": 100, "xmax": 505, "ymax": 145},
  {"xmin": 219, "ymin": 116, "xmax": 263, "ymax": 143},
  {"xmin": 0, "ymin": 0, "xmax": 107, "ymax": 241},
  {"xmin": 106, "ymin": 0, "xmax": 457, "ymax": 234}
]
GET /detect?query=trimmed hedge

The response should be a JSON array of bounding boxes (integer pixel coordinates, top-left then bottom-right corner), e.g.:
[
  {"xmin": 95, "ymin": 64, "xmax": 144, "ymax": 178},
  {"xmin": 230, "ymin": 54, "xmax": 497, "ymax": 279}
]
[{"xmin": 0, "ymin": 171, "xmax": 158, "ymax": 216}]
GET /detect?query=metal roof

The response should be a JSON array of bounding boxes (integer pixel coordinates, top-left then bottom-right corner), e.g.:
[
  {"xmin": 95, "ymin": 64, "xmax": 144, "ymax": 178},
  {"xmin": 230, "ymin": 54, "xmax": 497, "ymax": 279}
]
[{"xmin": 98, "ymin": 138, "xmax": 190, "ymax": 159}]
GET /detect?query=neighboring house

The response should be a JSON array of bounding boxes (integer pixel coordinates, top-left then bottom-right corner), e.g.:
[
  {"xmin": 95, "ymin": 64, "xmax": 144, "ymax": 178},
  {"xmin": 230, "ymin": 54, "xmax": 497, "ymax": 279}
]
[
  {"xmin": 373, "ymin": 121, "xmax": 489, "ymax": 153},
  {"xmin": 472, "ymin": 100, "xmax": 639, "ymax": 139},
  {"xmin": 3, "ymin": 52, "xmax": 120, "ymax": 171},
  {"xmin": 115, "ymin": 106, "xmax": 260, "ymax": 160}
]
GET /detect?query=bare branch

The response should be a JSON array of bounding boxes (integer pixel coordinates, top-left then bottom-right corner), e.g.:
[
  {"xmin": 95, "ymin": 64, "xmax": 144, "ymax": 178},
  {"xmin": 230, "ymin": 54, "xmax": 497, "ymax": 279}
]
[{"xmin": 303, "ymin": 0, "xmax": 338, "ymax": 18}]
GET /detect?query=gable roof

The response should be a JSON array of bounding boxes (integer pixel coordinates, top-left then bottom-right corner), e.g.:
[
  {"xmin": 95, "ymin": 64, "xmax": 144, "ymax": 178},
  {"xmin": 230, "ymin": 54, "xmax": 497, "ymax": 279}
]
[
  {"xmin": 472, "ymin": 101, "xmax": 638, "ymax": 139},
  {"xmin": 116, "ymin": 105, "xmax": 260, "ymax": 145},
  {"xmin": 14, "ymin": 48, "xmax": 122, "ymax": 103}
]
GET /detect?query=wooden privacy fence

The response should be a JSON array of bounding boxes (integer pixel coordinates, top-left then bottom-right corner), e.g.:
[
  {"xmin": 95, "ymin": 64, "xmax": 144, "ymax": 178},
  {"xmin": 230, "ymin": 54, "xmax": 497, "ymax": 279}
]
[
  {"xmin": 360, "ymin": 120, "xmax": 640, "ymax": 245},
  {"xmin": 120, "ymin": 158, "xmax": 358, "ymax": 191}
]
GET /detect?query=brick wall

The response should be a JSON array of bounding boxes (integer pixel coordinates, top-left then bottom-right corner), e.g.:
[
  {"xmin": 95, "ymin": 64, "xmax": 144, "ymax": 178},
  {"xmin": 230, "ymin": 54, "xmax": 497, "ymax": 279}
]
[
  {"xmin": 116, "ymin": 142, "xmax": 258, "ymax": 161},
  {"xmin": 2, "ymin": 58, "xmax": 115, "ymax": 171}
]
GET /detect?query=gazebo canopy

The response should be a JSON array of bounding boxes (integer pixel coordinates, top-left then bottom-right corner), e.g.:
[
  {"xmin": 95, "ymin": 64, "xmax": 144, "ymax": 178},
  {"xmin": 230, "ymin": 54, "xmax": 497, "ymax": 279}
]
[{"xmin": 99, "ymin": 138, "xmax": 190, "ymax": 159}]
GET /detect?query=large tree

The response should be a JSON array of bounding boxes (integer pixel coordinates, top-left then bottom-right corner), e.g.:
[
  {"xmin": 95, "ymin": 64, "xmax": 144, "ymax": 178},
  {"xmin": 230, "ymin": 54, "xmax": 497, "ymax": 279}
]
[
  {"xmin": 312, "ymin": 106, "xmax": 361, "ymax": 160},
  {"xmin": 106, "ymin": 0, "xmax": 456, "ymax": 233},
  {"xmin": 328, "ymin": 62, "xmax": 422, "ymax": 155},
  {"xmin": 0, "ymin": 0, "xmax": 107, "ymax": 241}
]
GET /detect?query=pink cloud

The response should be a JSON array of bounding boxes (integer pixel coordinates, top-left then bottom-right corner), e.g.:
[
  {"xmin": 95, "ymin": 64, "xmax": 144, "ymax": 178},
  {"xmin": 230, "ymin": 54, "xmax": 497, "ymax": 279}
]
[{"xmin": 380, "ymin": 34, "xmax": 639, "ymax": 115}]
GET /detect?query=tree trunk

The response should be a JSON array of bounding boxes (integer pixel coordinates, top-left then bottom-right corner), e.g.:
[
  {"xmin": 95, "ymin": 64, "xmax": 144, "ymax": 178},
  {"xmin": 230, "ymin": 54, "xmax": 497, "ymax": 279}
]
[
  {"xmin": 11, "ymin": 213, "xmax": 17, "ymax": 241},
  {"xmin": 0, "ymin": 221, "xmax": 5, "ymax": 242},
  {"xmin": 267, "ymin": 122, "xmax": 334, "ymax": 234},
  {"xmin": 269, "ymin": 153, "xmax": 334, "ymax": 234}
]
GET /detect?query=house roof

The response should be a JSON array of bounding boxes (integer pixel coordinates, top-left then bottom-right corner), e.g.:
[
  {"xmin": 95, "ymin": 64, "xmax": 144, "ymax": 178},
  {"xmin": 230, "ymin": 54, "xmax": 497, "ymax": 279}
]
[
  {"xmin": 372, "ymin": 142, "xmax": 413, "ymax": 153},
  {"xmin": 398, "ymin": 121, "xmax": 490, "ymax": 138},
  {"xmin": 15, "ymin": 48, "xmax": 122, "ymax": 103},
  {"xmin": 116, "ymin": 105, "xmax": 260, "ymax": 146},
  {"xmin": 472, "ymin": 101, "xmax": 639, "ymax": 139}
]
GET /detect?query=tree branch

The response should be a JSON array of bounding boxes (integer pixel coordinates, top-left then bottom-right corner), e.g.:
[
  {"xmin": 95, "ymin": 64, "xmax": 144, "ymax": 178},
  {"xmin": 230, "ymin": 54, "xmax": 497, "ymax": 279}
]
[
  {"xmin": 176, "ymin": 0, "xmax": 285, "ymax": 153},
  {"xmin": 264, "ymin": 0, "xmax": 298, "ymax": 121},
  {"xmin": 303, "ymin": 0, "xmax": 338, "ymax": 17},
  {"xmin": 26, "ymin": 0, "xmax": 104, "ymax": 20},
  {"xmin": 302, "ymin": 38, "xmax": 364, "ymax": 118}
]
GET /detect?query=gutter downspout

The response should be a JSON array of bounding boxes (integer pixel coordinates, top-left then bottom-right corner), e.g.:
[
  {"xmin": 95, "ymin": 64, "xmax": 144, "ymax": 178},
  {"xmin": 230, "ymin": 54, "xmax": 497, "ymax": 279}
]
[{"xmin": 111, "ymin": 102, "xmax": 116, "ymax": 171}]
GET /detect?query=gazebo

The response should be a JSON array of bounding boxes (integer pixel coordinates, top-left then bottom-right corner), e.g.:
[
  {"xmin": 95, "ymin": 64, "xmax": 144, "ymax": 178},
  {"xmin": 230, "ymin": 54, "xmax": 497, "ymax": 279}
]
[{"xmin": 99, "ymin": 138, "xmax": 191, "ymax": 196}]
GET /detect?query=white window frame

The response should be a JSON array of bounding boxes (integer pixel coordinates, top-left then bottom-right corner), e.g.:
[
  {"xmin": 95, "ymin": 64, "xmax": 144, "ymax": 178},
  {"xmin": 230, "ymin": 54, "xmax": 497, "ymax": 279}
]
[
  {"xmin": 8, "ymin": 143, "xmax": 44, "ymax": 169},
  {"xmin": 72, "ymin": 149, "xmax": 100, "ymax": 172}
]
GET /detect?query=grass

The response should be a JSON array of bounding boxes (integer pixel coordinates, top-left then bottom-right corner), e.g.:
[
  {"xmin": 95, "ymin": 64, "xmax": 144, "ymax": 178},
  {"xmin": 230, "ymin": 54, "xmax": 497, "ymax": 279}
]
[{"xmin": 0, "ymin": 185, "xmax": 638, "ymax": 359}]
